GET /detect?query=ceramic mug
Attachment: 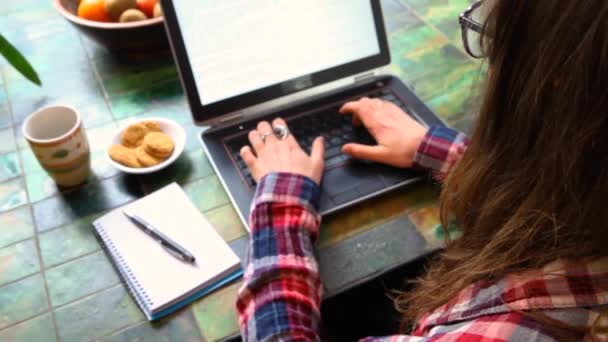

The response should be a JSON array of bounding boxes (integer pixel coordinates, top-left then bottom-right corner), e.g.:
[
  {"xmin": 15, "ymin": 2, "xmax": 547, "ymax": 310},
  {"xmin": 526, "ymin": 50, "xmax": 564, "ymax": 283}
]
[{"xmin": 22, "ymin": 105, "xmax": 91, "ymax": 187}]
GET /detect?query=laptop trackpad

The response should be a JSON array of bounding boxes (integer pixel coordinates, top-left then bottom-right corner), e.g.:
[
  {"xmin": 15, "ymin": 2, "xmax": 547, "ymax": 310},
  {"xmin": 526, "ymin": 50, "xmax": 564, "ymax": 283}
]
[{"xmin": 321, "ymin": 165, "xmax": 386, "ymax": 206}]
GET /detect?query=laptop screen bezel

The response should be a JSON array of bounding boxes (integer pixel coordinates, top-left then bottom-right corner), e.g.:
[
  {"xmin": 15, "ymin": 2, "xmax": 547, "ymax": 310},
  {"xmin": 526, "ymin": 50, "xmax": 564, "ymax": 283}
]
[{"xmin": 161, "ymin": 0, "xmax": 390, "ymax": 124}]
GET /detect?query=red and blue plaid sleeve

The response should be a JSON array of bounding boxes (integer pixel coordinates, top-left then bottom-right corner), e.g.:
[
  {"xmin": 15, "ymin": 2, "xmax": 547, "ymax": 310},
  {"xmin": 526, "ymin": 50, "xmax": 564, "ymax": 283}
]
[
  {"xmin": 413, "ymin": 125, "xmax": 469, "ymax": 180},
  {"xmin": 236, "ymin": 172, "xmax": 323, "ymax": 342}
]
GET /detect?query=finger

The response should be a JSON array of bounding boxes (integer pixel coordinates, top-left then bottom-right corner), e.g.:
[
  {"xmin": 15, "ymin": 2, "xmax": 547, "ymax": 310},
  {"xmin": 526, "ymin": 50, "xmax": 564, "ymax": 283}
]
[
  {"xmin": 310, "ymin": 137, "xmax": 325, "ymax": 182},
  {"xmin": 248, "ymin": 130, "xmax": 264, "ymax": 154},
  {"xmin": 240, "ymin": 145, "xmax": 256, "ymax": 167},
  {"xmin": 340, "ymin": 98, "xmax": 373, "ymax": 126},
  {"xmin": 272, "ymin": 117, "xmax": 299, "ymax": 147},
  {"xmin": 257, "ymin": 121, "xmax": 276, "ymax": 144},
  {"xmin": 342, "ymin": 143, "xmax": 387, "ymax": 163}
]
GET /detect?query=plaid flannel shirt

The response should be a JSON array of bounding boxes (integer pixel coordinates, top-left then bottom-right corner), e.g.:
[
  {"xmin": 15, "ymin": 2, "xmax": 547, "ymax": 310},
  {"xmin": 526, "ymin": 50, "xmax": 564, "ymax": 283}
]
[{"xmin": 236, "ymin": 126, "xmax": 608, "ymax": 341}]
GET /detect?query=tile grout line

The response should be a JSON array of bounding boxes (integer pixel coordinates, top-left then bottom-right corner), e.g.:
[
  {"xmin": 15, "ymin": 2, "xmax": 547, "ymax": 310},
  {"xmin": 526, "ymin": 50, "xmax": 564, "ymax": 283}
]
[
  {"xmin": 397, "ymin": 0, "xmax": 479, "ymax": 64},
  {"xmin": 0, "ymin": 309, "xmax": 52, "ymax": 333},
  {"xmin": 90, "ymin": 319, "xmax": 147, "ymax": 342},
  {"xmin": 2, "ymin": 67, "xmax": 59, "ymax": 341},
  {"xmin": 0, "ymin": 67, "xmax": 61, "ymax": 342}
]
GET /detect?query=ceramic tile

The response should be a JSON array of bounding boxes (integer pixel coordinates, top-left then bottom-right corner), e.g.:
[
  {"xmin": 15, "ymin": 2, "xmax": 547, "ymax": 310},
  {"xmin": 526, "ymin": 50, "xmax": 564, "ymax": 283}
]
[
  {"xmin": 0, "ymin": 313, "xmax": 57, "ymax": 342},
  {"xmin": 0, "ymin": 273, "xmax": 48, "ymax": 329},
  {"xmin": 389, "ymin": 24, "xmax": 448, "ymax": 63},
  {"xmin": 0, "ymin": 1, "xmax": 55, "ymax": 19},
  {"xmin": 8, "ymin": 69, "xmax": 104, "ymax": 125},
  {"xmin": 80, "ymin": 36, "xmax": 113, "ymax": 61},
  {"xmin": 38, "ymin": 214, "xmax": 101, "ymax": 267},
  {"xmin": 109, "ymin": 88, "xmax": 157, "ymax": 120},
  {"xmin": 94, "ymin": 54, "xmax": 175, "ymax": 80},
  {"xmin": 0, "ymin": 106, "xmax": 11, "ymax": 129},
  {"xmin": 1, "ymin": 12, "xmax": 69, "ymax": 45},
  {"xmin": 0, "ymin": 238, "xmax": 40, "ymax": 286},
  {"xmin": 391, "ymin": 43, "xmax": 471, "ymax": 83},
  {"xmin": 54, "ymin": 285, "xmax": 144, "ymax": 342},
  {"xmin": 0, "ymin": 152, "xmax": 21, "ymax": 182},
  {"xmin": 409, "ymin": 62, "xmax": 479, "ymax": 102},
  {"xmin": 0, "ymin": 178, "xmax": 27, "ymax": 213},
  {"xmin": 184, "ymin": 175, "xmax": 231, "ymax": 213},
  {"xmin": 32, "ymin": 175, "xmax": 143, "ymax": 232},
  {"xmin": 3, "ymin": 30, "xmax": 87, "ymax": 82},
  {"xmin": 46, "ymin": 250, "xmax": 120, "ymax": 307},
  {"xmin": 19, "ymin": 147, "xmax": 45, "ymax": 175},
  {"xmin": 80, "ymin": 98, "xmax": 115, "ymax": 129},
  {"xmin": 192, "ymin": 281, "xmax": 241, "ymax": 342},
  {"xmin": 0, "ymin": 127, "xmax": 16, "ymax": 154},
  {"xmin": 140, "ymin": 149, "xmax": 214, "ymax": 193},
  {"xmin": 382, "ymin": 0, "xmax": 424, "ymax": 33},
  {"xmin": 0, "ymin": 205, "xmax": 34, "ymax": 249},
  {"xmin": 148, "ymin": 79, "xmax": 184, "ymax": 107},
  {"xmin": 101, "ymin": 63, "xmax": 178, "ymax": 97},
  {"xmin": 23, "ymin": 170, "xmax": 59, "ymax": 204},
  {"xmin": 98, "ymin": 309, "xmax": 203, "ymax": 342},
  {"xmin": 117, "ymin": 104, "xmax": 191, "ymax": 127},
  {"xmin": 205, "ymin": 204, "xmax": 247, "ymax": 243},
  {"xmin": 183, "ymin": 123, "xmax": 205, "ymax": 152}
]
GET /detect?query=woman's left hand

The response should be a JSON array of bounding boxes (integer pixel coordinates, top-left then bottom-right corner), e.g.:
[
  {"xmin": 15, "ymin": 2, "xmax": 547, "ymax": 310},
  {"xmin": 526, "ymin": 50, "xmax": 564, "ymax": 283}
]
[{"xmin": 240, "ymin": 118, "xmax": 325, "ymax": 185}]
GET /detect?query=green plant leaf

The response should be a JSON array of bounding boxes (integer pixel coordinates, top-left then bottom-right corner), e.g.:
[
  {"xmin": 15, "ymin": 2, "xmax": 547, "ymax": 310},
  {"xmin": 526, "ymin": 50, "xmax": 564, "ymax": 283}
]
[{"xmin": 0, "ymin": 34, "xmax": 41, "ymax": 86}]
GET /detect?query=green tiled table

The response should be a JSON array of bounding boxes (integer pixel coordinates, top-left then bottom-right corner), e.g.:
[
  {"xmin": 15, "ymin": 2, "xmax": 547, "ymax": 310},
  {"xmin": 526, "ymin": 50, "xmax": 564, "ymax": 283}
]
[{"xmin": 0, "ymin": 0, "xmax": 480, "ymax": 341}]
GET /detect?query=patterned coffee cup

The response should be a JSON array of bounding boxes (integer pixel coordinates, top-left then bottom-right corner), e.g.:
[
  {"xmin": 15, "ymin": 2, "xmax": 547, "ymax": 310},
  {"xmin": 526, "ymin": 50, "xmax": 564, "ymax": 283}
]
[{"xmin": 22, "ymin": 105, "xmax": 91, "ymax": 187}]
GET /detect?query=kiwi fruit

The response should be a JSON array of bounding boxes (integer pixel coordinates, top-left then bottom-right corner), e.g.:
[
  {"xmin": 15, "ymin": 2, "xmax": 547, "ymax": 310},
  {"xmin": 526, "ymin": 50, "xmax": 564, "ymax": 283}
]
[
  {"xmin": 105, "ymin": 0, "xmax": 137, "ymax": 21},
  {"xmin": 119, "ymin": 8, "xmax": 147, "ymax": 22},
  {"xmin": 153, "ymin": 2, "xmax": 162, "ymax": 17}
]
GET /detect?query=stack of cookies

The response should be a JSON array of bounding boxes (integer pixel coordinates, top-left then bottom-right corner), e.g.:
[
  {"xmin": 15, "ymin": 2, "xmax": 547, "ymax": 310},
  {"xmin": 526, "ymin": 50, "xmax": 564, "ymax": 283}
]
[{"xmin": 109, "ymin": 121, "xmax": 175, "ymax": 168}]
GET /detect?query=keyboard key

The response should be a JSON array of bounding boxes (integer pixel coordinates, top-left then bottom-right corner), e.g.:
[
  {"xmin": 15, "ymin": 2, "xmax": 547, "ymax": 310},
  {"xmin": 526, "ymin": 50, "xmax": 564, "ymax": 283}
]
[{"xmin": 329, "ymin": 137, "xmax": 342, "ymax": 147}]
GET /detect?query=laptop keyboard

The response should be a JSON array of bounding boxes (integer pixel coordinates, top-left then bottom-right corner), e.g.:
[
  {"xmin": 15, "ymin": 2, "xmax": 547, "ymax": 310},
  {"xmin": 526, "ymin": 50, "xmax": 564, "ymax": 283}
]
[{"xmin": 225, "ymin": 89, "xmax": 413, "ymax": 188}]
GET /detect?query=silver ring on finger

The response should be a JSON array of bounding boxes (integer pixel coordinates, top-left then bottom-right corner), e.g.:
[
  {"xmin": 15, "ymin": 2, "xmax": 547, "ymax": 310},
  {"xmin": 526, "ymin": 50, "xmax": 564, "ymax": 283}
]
[
  {"xmin": 272, "ymin": 124, "xmax": 290, "ymax": 140},
  {"xmin": 259, "ymin": 131, "xmax": 273, "ymax": 143}
]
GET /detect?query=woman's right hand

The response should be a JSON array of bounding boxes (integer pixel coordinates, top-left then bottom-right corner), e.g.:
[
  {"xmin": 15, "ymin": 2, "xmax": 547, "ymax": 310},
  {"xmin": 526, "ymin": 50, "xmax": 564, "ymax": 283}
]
[{"xmin": 339, "ymin": 97, "xmax": 428, "ymax": 168}]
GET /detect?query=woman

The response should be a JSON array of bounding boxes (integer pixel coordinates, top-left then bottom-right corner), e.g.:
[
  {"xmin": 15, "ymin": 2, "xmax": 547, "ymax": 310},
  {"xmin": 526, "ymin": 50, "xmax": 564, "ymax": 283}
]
[{"xmin": 236, "ymin": 0, "xmax": 608, "ymax": 341}]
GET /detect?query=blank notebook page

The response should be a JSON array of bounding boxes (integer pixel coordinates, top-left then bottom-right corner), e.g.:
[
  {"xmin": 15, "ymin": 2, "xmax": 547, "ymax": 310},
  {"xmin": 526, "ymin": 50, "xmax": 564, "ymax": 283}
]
[{"xmin": 95, "ymin": 183, "xmax": 240, "ymax": 313}]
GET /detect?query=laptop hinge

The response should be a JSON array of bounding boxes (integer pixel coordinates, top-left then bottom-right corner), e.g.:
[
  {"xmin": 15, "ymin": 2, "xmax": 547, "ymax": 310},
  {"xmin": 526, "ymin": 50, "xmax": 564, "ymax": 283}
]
[
  {"xmin": 354, "ymin": 71, "xmax": 376, "ymax": 84},
  {"xmin": 217, "ymin": 112, "xmax": 244, "ymax": 126}
]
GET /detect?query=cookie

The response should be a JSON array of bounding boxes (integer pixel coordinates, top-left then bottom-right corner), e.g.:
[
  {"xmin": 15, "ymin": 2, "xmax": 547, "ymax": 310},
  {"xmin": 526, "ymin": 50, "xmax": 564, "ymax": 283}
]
[
  {"xmin": 143, "ymin": 132, "xmax": 174, "ymax": 158},
  {"xmin": 141, "ymin": 121, "xmax": 162, "ymax": 132},
  {"xmin": 121, "ymin": 123, "xmax": 148, "ymax": 147},
  {"xmin": 109, "ymin": 145, "xmax": 141, "ymax": 168},
  {"xmin": 135, "ymin": 146, "xmax": 164, "ymax": 167}
]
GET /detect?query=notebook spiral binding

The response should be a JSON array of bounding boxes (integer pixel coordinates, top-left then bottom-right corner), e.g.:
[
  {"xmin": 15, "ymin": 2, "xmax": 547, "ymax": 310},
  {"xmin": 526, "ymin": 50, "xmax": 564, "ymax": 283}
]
[{"xmin": 94, "ymin": 222, "xmax": 154, "ymax": 312}]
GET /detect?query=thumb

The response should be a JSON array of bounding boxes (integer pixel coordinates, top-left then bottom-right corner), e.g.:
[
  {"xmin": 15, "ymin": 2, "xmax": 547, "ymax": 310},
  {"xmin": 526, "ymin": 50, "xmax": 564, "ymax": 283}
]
[{"xmin": 342, "ymin": 143, "xmax": 387, "ymax": 163}]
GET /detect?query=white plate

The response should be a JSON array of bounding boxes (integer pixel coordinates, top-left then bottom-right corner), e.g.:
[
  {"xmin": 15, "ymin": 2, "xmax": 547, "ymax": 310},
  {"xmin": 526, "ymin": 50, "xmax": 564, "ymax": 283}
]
[{"xmin": 106, "ymin": 118, "xmax": 186, "ymax": 174}]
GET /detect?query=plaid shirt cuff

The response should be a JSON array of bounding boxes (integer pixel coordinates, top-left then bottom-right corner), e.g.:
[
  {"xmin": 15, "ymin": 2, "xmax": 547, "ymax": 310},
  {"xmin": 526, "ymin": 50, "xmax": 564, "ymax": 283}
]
[
  {"xmin": 253, "ymin": 172, "xmax": 321, "ymax": 216},
  {"xmin": 413, "ymin": 125, "xmax": 469, "ymax": 179}
]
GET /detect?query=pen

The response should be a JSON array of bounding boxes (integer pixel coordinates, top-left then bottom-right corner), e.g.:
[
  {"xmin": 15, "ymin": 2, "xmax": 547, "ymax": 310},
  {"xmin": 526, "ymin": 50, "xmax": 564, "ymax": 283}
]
[{"xmin": 123, "ymin": 210, "xmax": 196, "ymax": 264}]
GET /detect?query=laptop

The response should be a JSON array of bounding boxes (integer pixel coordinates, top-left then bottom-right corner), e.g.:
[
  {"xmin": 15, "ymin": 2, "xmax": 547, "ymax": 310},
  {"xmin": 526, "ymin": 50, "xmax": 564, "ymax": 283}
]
[{"xmin": 161, "ymin": 0, "xmax": 446, "ymax": 228}]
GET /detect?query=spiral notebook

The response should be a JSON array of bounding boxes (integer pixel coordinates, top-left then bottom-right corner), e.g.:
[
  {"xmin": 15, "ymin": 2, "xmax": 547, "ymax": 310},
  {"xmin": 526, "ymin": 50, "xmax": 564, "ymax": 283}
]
[{"xmin": 93, "ymin": 183, "xmax": 243, "ymax": 320}]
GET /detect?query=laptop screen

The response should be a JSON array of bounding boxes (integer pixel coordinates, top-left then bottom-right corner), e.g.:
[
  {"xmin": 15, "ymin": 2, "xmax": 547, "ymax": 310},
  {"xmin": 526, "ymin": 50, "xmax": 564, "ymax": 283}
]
[
  {"xmin": 163, "ymin": 0, "xmax": 390, "ymax": 123},
  {"xmin": 173, "ymin": 1, "xmax": 381, "ymax": 106}
]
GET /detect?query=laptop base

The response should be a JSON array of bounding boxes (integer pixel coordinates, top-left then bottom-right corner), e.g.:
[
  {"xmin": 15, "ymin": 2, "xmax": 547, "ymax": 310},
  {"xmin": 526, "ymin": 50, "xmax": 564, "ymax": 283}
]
[{"xmin": 201, "ymin": 75, "xmax": 445, "ymax": 228}]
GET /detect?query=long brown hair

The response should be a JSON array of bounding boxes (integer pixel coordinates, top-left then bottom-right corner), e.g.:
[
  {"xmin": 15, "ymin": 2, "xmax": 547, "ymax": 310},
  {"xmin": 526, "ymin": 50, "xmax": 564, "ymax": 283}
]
[{"xmin": 396, "ymin": 0, "xmax": 608, "ymax": 336}]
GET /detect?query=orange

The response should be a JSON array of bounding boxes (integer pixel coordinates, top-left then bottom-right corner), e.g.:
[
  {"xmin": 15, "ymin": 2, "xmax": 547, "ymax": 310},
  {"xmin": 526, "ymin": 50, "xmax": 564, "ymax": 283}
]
[
  {"xmin": 136, "ymin": 0, "xmax": 157, "ymax": 18},
  {"xmin": 78, "ymin": 0, "xmax": 112, "ymax": 22}
]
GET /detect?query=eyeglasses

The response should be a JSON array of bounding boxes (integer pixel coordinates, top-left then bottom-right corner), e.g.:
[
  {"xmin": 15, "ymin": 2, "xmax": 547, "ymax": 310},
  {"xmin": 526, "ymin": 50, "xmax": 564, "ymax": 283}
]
[{"xmin": 459, "ymin": 1, "xmax": 485, "ymax": 58}]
